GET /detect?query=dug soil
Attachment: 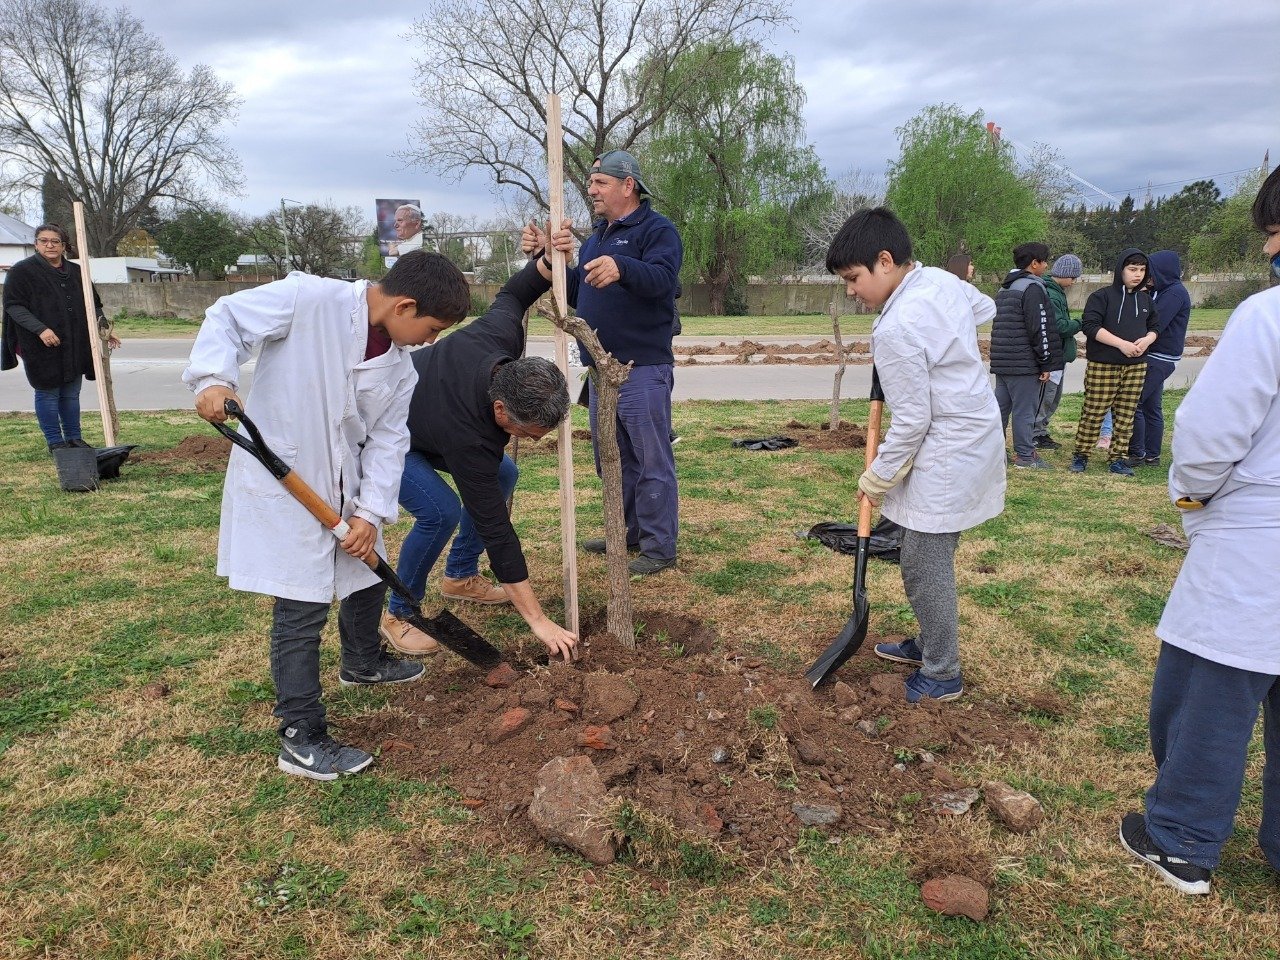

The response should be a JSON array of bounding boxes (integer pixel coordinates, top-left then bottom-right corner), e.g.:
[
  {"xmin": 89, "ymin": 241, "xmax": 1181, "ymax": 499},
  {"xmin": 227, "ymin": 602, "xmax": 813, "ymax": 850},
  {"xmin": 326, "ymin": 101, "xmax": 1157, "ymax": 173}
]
[
  {"xmin": 347, "ymin": 607, "xmax": 1042, "ymax": 860},
  {"xmin": 132, "ymin": 434, "xmax": 231, "ymax": 470}
]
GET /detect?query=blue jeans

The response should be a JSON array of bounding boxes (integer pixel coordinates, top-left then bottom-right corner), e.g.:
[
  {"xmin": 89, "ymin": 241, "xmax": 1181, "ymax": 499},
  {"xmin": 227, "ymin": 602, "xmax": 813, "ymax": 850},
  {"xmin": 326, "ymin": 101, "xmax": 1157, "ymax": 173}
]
[
  {"xmin": 1129, "ymin": 357, "xmax": 1176, "ymax": 459},
  {"xmin": 33, "ymin": 377, "xmax": 83, "ymax": 446},
  {"xmin": 270, "ymin": 581, "xmax": 386, "ymax": 733},
  {"xmin": 1145, "ymin": 642, "xmax": 1280, "ymax": 871},
  {"xmin": 389, "ymin": 451, "xmax": 518, "ymax": 617},
  {"xmin": 588, "ymin": 364, "xmax": 678, "ymax": 560}
]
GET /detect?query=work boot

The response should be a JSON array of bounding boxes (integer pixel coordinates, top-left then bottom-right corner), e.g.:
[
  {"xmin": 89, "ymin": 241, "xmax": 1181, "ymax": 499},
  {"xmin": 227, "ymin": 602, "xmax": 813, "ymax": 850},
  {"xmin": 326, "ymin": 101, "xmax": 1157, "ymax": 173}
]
[
  {"xmin": 379, "ymin": 611, "xmax": 439, "ymax": 656},
  {"xmin": 339, "ymin": 653, "xmax": 426, "ymax": 687},
  {"xmin": 582, "ymin": 537, "xmax": 639, "ymax": 555},
  {"xmin": 1119, "ymin": 812, "xmax": 1212, "ymax": 895},
  {"xmin": 628, "ymin": 554, "xmax": 676, "ymax": 575},
  {"xmin": 278, "ymin": 721, "xmax": 373, "ymax": 781},
  {"xmin": 440, "ymin": 574, "xmax": 508, "ymax": 605}
]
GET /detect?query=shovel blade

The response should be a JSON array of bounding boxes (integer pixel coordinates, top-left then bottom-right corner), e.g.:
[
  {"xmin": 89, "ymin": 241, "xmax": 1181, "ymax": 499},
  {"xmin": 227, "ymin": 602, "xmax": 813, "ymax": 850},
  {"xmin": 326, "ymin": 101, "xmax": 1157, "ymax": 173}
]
[
  {"xmin": 805, "ymin": 589, "xmax": 869, "ymax": 688},
  {"xmin": 403, "ymin": 607, "xmax": 505, "ymax": 670}
]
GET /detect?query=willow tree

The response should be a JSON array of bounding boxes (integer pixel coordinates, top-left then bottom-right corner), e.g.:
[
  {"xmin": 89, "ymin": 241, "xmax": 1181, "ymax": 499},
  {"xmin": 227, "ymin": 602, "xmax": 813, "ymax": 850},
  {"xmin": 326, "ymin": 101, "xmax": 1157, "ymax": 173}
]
[
  {"xmin": 886, "ymin": 104, "xmax": 1045, "ymax": 274},
  {"xmin": 641, "ymin": 41, "xmax": 827, "ymax": 314}
]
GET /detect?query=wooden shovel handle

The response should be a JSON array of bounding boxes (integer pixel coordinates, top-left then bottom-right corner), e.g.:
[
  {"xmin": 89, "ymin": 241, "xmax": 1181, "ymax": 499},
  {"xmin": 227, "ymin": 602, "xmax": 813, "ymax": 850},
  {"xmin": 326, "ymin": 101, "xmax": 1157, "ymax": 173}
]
[{"xmin": 858, "ymin": 398, "xmax": 884, "ymax": 538}]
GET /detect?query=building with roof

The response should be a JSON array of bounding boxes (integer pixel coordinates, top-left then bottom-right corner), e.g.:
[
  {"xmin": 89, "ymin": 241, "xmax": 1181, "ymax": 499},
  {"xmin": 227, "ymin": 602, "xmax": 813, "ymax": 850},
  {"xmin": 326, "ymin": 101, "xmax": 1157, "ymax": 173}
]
[{"xmin": 0, "ymin": 211, "xmax": 36, "ymax": 283}]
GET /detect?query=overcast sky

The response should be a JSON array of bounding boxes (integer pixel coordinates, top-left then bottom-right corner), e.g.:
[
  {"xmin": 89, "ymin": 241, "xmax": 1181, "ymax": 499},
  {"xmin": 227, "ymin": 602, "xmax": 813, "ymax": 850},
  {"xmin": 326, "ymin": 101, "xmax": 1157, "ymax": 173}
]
[{"xmin": 112, "ymin": 0, "xmax": 1277, "ymax": 228}]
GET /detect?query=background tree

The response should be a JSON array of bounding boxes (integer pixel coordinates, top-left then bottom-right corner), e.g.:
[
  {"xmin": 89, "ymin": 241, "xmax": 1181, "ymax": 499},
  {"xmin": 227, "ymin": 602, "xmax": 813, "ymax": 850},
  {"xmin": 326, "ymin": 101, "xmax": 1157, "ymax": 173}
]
[
  {"xmin": 404, "ymin": 0, "xmax": 789, "ymax": 214},
  {"xmin": 641, "ymin": 41, "xmax": 827, "ymax": 314},
  {"xmin": 800, "ymin": 168, "xmax": 885, "ymax": 271},
  {"xmin": 1189, "ymin": 169, "xmax": 1268, "ymax": 273},
  {"xmin": 885, "ymin": 104, "xmax": 1045, "ymax": 274},
  {"xmin": 1155, "ymin": 179, "xmax": 1223, "ymax": 260},
  {"xmin": 0, "ymin": 0, "xmax": 242, "ymax": 255},
  {"xmin": 156, "ymin": 207, "xmax": 243, "ymax": 279},
  {"xmin": 244, "ymin": 203, "xmax": 367, "ymax": 278},
  {"xmin": 116, "ymin": 228, "xmax": 158, "ymax": 259}
]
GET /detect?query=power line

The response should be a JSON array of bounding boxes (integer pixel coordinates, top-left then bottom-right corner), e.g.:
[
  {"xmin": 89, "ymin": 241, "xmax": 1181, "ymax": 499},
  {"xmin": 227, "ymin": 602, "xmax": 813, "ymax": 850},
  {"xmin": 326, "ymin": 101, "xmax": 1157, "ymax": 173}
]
[{"xmin": 1100, "ymin": 168, "xmax": 1258, "ymax": 199}]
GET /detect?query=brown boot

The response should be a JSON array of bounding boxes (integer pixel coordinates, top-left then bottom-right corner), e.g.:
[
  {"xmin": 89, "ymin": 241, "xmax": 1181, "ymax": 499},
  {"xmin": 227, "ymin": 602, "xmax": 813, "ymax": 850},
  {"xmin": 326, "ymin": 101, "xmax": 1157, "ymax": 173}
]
[
  {"xmin": 379, "ymin": 611, "xmax": 439, "ymax": 656},
  {"xmin": 440, "ymin": 574, "xmax": 508, "ymax": 605}
]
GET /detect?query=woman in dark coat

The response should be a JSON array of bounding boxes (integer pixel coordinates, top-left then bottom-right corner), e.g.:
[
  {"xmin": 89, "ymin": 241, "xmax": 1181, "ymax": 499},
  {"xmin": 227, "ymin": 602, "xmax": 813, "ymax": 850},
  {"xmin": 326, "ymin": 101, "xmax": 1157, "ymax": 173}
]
[{"xmin": 1, "ymin": 223, "xmax": 119, "ymax": 449}]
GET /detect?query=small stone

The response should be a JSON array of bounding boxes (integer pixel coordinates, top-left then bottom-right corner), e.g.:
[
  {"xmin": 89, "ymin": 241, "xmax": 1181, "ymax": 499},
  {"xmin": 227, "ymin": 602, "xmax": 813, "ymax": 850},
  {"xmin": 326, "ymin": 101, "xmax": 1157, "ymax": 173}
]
[
  {"xmin": 140, "ymin": 682, "xmax": 170, "ymax": 700},
  {"xmin": 577, "ymin": 725, "xmax": 616, "ymax": 750},
  {"xmin": 794, "ymin": 740, "xmax": 826, "ymax": 765},
  {"xmin": 421, "ymin": 694, "xmax": 436, "ymax": 703},
  {"xmin": 701, "ymin": 803, "xmax": 724, "ymax": 834},
  {"xmin": 554, "ymin": 698, "xmax": 580, "ymax": 714},
  {"xmin": 701, "ymin": 783, "xmax": 717, "ymax": 796},
  {"xmin": 855, "ymin": 720, "xmax": 878, "ymax": 736},
  {"xmin": 379, "ymin": 738, "xmax": 414, "ymax": 753},
  {"xmin": 584, "ymin": 673, "xmax": 640, "ymax": 723},
  {"xmin": 462, "ymin": 798, "xmax": 486, "ymax": 809},
  {"xmin": 695, "ymin": 691, "xmax": 706, "ymax": 702},
  {"xmin": 745, "ymin": 658, "xmax": 764, "ymax": 669},
  {"xmin": 920, "ymin": 752, "xmax": 936, "ymax": 764},
  {"xmin": 982, "ymin": 781, "xmax": 1045, "ymax": 833},
  {"xmin": 892, "ymin": 763, "xmax": 907, "ymax": 773},
  {"xmin": 710, "ymin": 746, "xmax": 730, "ymax": 764},
  {"xmin": 684, "ymin": 719, "xmax": 696, "ymax": 731},
  {"xmin": 931, "ymin": 788, "xmax": 981, "ymax": 816},
  {"xmin": 792, "ymin": 803, "xmax": 842, "ymax": 827},
  {"xmin": 485, "ymin": 663, "xmax": 519, "ymax": 689},
  {"xmin": 921, "ymin": 875, "xmax": 989, "ymax": 921},
  {"xmin": 832, "ymin": 680, "xmax": 858, "ymax": 708},
  {"xmin": 837, "ymin": 706, "xmax": 864, "ymax": 725},
  {"xmin": 491, "ymin": 707, "xmax": 532, "ymax": 743},
  {"xmin": 707, "ymin": 709, "xmax": 726, "ymax": 722}
]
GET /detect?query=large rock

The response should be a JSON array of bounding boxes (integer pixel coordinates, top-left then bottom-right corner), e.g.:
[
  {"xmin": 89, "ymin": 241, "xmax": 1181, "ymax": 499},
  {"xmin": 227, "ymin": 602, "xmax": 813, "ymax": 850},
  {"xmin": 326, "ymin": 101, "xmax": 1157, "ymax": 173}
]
[
  {"xmin": 921, "ymin": 875, "xmax": 989, "ymax": 921},
  {"xmin": 528, "ymin": 756, "xmax": 620, "ymax": 865},
  {"xmin": 982, "ymin": 780, "xmax": 1045, "ymax": 833},
  {"xmin": 583, "ymin": 673, "xmax": 640, "ymax": 723}
]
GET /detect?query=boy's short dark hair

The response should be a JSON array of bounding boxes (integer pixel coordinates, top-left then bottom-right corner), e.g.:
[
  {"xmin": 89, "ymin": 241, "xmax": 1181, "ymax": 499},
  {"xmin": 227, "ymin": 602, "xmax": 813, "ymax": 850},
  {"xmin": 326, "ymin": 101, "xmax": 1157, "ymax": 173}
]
[
  {"xmin": 826, "ymin": 207, "xmax": 912, "ymax": 273},
  {"xmin": 381, "ymin": 250, "xmax": 470, "ymax": 321},
  {"xmin": 1251, "ymin": 165, "xmax": 1280, "ymax": 231},
  {"xmin": 1013, "ymin": 242, "xmax": 1049, "ymax": 269},
  {"xmin": 1122, "ymin": 252, "xmax": 1148, "ymax": 268}
]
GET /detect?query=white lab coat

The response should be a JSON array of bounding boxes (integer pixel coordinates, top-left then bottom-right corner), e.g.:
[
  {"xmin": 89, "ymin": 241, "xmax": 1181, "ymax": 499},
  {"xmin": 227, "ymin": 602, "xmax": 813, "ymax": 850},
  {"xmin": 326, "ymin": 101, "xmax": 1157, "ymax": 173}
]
[
  {"xmin": 870, "ymin": 264, "xmax": 1006, "ymax": 534},
  {"xmin": 1158, "ymin": 285, "xmax": 1280, "ymax": 673},
  {"xmin": 183, "ymin": 273, "xmax": 417, "ymax": 603}
]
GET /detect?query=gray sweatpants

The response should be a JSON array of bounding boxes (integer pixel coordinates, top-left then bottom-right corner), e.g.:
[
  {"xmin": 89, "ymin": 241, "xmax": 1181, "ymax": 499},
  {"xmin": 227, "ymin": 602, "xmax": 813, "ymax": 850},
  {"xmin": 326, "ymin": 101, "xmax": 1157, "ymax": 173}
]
[
  {"xmin": 1032, "ymin": 375, "xmax": 1064, "ymax": 440},
  {"xmin": 900, "ymin": 528, "xmax": 961, "ymax": 681},
  {"xmin": 995, "ymin": 373, "xmax": 1044, "ymax": 460}
]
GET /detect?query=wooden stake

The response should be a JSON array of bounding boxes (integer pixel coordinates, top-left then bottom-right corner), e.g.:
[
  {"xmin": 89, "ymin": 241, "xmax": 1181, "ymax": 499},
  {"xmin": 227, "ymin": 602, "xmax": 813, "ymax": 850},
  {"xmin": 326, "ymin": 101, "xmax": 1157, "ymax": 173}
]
[
  {"xmin": 829, "ymin": 301, "xmax": 846, "ymax": 430},
  {"xmin": 545, "ymin": 93, "xmax": 579, "ymax": 638},
  {"xmin": 72, "ymin": 201, "xmax": 118, "ymax": 445}
]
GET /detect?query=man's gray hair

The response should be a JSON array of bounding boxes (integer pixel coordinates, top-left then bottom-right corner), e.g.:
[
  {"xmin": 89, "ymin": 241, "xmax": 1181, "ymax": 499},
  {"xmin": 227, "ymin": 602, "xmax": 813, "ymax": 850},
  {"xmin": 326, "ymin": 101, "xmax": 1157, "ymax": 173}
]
[
  {"xmin": 489, "ymin": 357, "xmax": 569, "ymax": 429},
  {"xmin": 396, "ymin": 204, "xmax": 424, "ymax": 222}
]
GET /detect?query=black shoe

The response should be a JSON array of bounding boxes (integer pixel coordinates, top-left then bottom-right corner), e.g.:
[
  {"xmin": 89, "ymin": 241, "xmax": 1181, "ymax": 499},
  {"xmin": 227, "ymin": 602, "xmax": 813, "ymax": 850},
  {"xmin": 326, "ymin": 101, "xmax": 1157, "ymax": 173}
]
[
  {"xmin": 66, "ymin": 438, "xmax": 92, "ymax": 449},
  {"xmin": 1069, "ymin": 454, "xmax": 1087, "ymax": 473},
  {"xmin": 278, "ymin": 722, "xmax": 373, "ymax": 781},
  {"xmin": 1032, "ymin": 436, "xmax": 1061, "ymax": 450},
  {"xmin": 339, "ymin": 654, "xmax": 426, "ymax": 687},
  {"xmin": 1109, "ymin": 460, "xmax": 1135, "ymax": 476},
  {"xmin": 582, "ymin": 538, "xmax": 639, "ymax": 555},
  {"xmin": 628, "ymin": 554, "xmax": 676, "ymax": 575},
  {"xmin": 48, "ymin": 440, "xmax": 71, "ymax": 452},
  {"xmin": 1119, "ymin": 812, "xmax": 1212, "ymax": 895}
]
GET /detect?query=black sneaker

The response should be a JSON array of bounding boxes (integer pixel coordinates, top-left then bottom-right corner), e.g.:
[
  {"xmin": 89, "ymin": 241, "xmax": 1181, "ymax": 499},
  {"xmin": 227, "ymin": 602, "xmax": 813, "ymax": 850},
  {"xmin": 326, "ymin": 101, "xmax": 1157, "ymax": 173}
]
[
  {"xmin": 628, "ymin": 554, "xmax": 676, "ymax": 575},
  {"xmin": 1109, "ymin": 460, "xmax": 1135, "ymax": 476},
  {"xmin": 278, "ymin": 723, "xmax": 373, "ymax": 781},
  {"xmin": 339, "ymin": 654, "xmax": 425, "ymax": 687},
  {"xmin": 1032, "ymin": 436, "xmax": 1061, "ymax": 450},
  {"xmin": 582, "ymin": 537, "xmax": 639, "ymax": 555},
  {"xmin": 1119, "ymin": 812, "xmax": 1212, "ymax": 895},
  {"xmin": 66, "ymin": 438, "xmax": 92, "ymax": 449},
  {"xmin": 1069, "ymin": 454, "xmax": 1088, "ymax": 473}
]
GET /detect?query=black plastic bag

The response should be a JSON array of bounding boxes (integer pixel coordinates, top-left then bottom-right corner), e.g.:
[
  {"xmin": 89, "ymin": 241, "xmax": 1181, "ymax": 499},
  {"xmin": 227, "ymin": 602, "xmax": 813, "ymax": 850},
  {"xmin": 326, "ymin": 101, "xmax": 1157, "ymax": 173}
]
[
  {"xmin": 799, "ymin": 517, "xmax": 903, "ymax": 563},
  {"xmin": 95, "ymin": 444, "xmax": 138, "ymax": 480},
  {"xmin": 732, "ymin": 436, "xmax": 797, "ymax": 451}
]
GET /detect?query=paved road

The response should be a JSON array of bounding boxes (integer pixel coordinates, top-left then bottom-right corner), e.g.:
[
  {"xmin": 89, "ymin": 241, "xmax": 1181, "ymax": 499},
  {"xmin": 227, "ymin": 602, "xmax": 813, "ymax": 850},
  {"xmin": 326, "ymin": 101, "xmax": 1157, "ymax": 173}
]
[{"xmin": 0, "ymin": 336, "xmax": 1209, "ymax": 410}]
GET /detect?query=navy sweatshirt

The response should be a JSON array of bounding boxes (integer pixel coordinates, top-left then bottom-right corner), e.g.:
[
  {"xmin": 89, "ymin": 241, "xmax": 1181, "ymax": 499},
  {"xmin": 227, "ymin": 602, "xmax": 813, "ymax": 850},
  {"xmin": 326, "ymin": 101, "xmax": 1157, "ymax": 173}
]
[
  {"xmin": 404, "ymin": 261, "xmax": 550, "ymax": 584},
  {"xmin": 1080, "ymin": 247, "xmax": 1157, "ymax": 365},
  {"xmin": 1146, "ymin": 250, "xmax": 1191, "ymax": 362},
  {"xmin": 566, "ymin": 200, "xmax": 682, "ymax": 367}
]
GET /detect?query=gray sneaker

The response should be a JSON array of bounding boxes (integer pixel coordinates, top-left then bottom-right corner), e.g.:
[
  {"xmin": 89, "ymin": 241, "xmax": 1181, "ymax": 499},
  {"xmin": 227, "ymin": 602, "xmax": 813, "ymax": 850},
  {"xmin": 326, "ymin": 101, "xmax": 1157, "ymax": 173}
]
[
  {"xmin": 339, "ymin": 654, "xmax": 425, "ymax": 687},
  {"xmin": 278, "ymin": 723, "xmax": 373, "ymax": 781},
  {"xmin": 1013, "ymin": 455, "xmax": 1054, "ymax": 470},
  {"xmin": 628, "ymin": 554, "xmax": 676, "ymax": 575}
]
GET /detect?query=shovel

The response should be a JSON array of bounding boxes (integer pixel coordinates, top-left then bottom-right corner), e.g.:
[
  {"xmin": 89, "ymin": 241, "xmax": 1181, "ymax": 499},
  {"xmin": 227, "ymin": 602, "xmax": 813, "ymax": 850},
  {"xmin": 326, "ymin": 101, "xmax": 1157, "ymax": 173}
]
[
  {"xmin": 804, "ymin": 368, "xmax": 885, "ymax": 687},
  {"xmin": 212, "ymin": 399, "xmax": 504, "ymax": 670}
]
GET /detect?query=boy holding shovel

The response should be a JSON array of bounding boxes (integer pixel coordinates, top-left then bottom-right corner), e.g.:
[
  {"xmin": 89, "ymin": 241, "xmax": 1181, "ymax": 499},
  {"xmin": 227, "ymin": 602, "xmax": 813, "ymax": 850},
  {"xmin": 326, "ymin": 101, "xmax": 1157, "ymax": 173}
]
[
  {"xmin": 184, "ymin": 251, "xmax": 470, "ymax": 780},
  {"xmin": 826, "ymin": 208, "xmax": 1005, "ymax": 702}
]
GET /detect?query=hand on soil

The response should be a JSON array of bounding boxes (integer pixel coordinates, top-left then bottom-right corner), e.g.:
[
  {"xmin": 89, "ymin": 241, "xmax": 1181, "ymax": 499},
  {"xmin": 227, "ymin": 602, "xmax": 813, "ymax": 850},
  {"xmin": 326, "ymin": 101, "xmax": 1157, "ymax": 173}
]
[
  {"xmin": 194, "ymin": 385, "xmax": 241, "ymax": 424},
  {"xmin": 531, "ymin": 616, "xmax": 577, "ymax": 662},
  {"xmin": 340, "ymin": 517, "xmax": 378, "ymax": 563}
]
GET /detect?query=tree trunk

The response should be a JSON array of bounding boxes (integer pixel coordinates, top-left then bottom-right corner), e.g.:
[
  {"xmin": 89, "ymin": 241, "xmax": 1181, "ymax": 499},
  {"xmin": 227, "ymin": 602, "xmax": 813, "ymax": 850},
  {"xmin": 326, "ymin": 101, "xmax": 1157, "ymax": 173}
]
[
  {"xmin": 829, "ymin": 302, "xmax": 846, "ymax": 430},
  {"xmin": 538, "ymin": 300, "xmax": 636, "ymax": 647}
]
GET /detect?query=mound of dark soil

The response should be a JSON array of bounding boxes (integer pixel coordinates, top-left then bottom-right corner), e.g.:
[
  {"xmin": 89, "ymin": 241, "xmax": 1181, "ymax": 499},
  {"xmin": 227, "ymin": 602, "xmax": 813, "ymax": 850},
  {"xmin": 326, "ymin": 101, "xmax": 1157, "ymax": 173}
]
[
  {"xmin": 346, "ymin": 608, "xmax": 1033, "ymax": 858},
  {"xmin": 133, "ymin": 435, "xmax": 231, "ymax": 470}
]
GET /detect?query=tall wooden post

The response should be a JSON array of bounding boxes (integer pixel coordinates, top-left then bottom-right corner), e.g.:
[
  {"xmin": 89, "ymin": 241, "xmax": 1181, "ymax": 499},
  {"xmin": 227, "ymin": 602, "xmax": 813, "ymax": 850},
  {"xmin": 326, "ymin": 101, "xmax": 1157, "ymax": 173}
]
[
  {"xmin": 545, "ymin": 93, "xmax": 580, "ymax": 638},
  {"xmin": 72, "ymin": 202, "xmax": 119, "ymax": 445}
]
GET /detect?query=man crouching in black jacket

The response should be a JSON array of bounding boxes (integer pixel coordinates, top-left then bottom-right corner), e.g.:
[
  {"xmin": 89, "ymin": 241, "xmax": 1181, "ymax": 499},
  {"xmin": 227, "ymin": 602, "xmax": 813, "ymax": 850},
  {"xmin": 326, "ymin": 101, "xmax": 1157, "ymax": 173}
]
[
  {"xmin": 380, "ymin": 257, "xmax": 578, "ymax": 663},
  {"xmin": 991, "ymin": 242, "xmax": 1061, "ymax": 469}
]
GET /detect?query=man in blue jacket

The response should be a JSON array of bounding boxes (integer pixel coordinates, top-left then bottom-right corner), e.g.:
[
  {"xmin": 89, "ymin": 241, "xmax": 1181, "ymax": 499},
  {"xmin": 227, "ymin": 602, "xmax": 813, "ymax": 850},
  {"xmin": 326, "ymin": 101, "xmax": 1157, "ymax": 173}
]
[
  {"xmin": 523, "ymin": 150, "xmax": 684, "ymax": 574},
  {"xmin": 1128, "ymin": 250, "xmax": 1191, "ymax": 466}
]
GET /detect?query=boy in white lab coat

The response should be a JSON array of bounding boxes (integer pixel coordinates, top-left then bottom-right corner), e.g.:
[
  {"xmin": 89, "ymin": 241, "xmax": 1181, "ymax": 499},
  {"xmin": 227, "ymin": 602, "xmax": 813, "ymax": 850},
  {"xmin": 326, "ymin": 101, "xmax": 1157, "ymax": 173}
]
[
  {"xmin": 184, "ymin": 251, "xmax": 470, "ymax": 780},
  {"xmin": 825, "ymin": 208, "xmax": 1004, "ymax": 703},
  {"xmin": 1119, "ymin": 166, "xmax": 1280, "ymax": 895}
]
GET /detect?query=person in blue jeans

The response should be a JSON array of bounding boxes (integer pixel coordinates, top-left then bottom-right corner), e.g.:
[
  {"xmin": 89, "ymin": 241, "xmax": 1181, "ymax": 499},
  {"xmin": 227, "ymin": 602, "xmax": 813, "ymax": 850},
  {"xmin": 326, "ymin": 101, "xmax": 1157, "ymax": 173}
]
[
  {"xmin": 1120, "ymin": 166, "xmax": 1280, "ymax": 895},
  {"xmin": 1128, "ymin": 250, "xmax": 1190, "ymax": 466},
  {"xmin": 384, "ymin": 256, "xmax": 577, "ymax": 662},
  {"xmin": 1, "ymin": 223, "xmax": 120, "ymax": 450}
]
